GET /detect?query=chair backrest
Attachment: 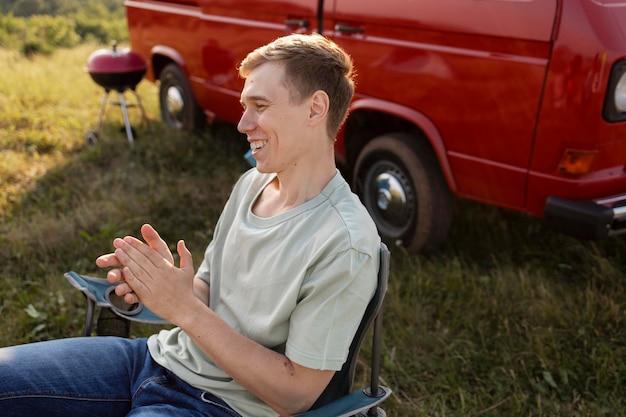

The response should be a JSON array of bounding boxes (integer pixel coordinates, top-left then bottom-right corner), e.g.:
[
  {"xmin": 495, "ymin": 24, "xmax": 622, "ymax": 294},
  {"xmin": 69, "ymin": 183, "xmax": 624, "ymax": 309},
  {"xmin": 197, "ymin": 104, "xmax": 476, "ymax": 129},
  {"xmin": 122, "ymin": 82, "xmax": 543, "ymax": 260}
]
[{"xmin": 309, "ymin": 242, "xmax": 390, "ymax": 410}]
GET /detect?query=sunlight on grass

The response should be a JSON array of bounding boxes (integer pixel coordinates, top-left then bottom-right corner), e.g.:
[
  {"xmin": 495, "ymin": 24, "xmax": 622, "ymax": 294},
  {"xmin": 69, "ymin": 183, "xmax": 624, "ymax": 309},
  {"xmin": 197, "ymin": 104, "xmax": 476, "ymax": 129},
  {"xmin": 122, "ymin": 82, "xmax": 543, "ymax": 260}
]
[
  {"xmin": 0, "ymin": 44, "xmax": 159, "ymax": 217},
  {"xmin": 0, "ymin": 45, "xmax": 157, "ymax": 154}
]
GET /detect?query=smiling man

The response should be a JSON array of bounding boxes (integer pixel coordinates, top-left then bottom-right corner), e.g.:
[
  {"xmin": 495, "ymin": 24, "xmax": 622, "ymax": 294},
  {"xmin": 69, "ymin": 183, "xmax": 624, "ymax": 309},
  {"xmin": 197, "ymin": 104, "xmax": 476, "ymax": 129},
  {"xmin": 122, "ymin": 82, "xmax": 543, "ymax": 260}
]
[{"xmin": 0, "ymin": 34, "xmax": 380, "ymax": 417}]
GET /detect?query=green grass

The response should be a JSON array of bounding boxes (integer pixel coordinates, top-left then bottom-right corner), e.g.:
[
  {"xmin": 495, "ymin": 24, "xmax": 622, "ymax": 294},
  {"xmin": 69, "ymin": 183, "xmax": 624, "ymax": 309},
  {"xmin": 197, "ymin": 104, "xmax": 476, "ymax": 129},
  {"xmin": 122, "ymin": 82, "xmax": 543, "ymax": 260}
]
[{"xmin": 1, "ymin": 45, "xmax": 626, "ymax": 417}]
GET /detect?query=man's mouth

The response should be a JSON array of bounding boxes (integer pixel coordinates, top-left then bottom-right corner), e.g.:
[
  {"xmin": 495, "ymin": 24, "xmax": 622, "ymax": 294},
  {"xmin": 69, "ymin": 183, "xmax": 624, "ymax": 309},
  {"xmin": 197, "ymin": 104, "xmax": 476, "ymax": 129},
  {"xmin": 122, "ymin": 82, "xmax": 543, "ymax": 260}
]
[{"xmin": 250, "ymin": 140, "xmax": 268, "ymax": 151}]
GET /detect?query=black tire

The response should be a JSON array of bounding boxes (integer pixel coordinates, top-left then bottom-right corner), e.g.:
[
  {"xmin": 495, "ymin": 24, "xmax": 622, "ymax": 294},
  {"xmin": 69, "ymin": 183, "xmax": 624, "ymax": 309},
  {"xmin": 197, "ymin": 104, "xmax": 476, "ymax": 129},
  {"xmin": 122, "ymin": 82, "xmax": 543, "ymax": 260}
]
[
  {"xmin": 353, "ymin": 132, "xmax": 454, "ymax": 253},
  {"xmin": 158, "ymin": 63, "xmax": 205, "ymax": 131}
]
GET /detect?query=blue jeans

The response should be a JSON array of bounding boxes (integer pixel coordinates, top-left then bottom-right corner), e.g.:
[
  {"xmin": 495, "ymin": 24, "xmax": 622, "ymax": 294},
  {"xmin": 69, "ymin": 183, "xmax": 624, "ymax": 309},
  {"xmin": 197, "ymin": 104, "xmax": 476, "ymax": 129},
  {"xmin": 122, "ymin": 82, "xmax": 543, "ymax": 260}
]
[{"xmin": 0, "ymin": 337, "xmax": 241, "ymax": 417}]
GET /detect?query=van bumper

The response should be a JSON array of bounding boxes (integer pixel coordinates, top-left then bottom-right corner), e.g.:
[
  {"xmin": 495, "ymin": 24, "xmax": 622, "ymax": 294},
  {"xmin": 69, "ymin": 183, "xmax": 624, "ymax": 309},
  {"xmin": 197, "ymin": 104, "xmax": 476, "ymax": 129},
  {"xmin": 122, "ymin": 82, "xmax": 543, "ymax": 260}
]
[{"xmin": 543, "ymin": 195, "xmax": 626, "ymax": 240}]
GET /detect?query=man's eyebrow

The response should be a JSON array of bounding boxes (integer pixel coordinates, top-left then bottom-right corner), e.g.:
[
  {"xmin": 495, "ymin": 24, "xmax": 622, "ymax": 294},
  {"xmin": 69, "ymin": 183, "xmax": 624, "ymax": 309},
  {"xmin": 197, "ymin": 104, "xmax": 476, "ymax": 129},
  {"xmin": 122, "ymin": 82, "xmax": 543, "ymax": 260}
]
[{"xmin": 240, "ymin": 95, "xmax": 269, "ymax": 103}]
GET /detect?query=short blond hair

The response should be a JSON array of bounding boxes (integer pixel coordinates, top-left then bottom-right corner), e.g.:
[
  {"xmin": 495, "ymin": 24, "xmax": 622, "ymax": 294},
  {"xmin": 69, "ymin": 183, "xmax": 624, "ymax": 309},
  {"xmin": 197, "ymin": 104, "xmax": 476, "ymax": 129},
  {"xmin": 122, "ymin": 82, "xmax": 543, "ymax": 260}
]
[{"xmin": 239, "ymin": 33, "xmax": 355, "ymax": 138}]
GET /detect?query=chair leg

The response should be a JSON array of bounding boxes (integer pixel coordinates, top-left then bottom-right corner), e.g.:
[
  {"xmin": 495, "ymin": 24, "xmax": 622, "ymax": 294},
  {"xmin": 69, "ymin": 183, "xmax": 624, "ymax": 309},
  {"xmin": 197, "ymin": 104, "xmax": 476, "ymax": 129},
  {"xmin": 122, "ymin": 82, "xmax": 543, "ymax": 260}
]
[
  {"xmin": 367, "ymin": 307, "xmax": 385, "ymax": 416},
  {"xmin": 96, "ymin": 307, "xmax": 130, "ymax": 337},
  {"xmin": 83, "ymin": 296, "xmax": 95, "ymax": 337}
]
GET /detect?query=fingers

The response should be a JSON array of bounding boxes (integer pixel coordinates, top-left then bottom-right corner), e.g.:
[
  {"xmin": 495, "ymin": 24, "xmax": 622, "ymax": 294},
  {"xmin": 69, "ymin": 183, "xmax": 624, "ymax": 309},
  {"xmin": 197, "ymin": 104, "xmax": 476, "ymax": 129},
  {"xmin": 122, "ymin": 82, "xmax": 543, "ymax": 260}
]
[
  {"xmin": 124, "ymin": 292, "xmax": 140, "ymax": 305},
  {"xmin": 98, "ymin": 226, "xmax": 172, "ymax": 305},
  {"xmin": 141, "ymin": 224, "xmax": 174, "ymax": 264},
  {"xmin": 114, "ymin": 242, "xmax": 153, "ymax": 293},
  {"xmin": 106, "ymin": 268, "xmax": 123, "ymax": 284},
  {"xmin": 177, "ymin": 240, "xmax": 193, "ymax": 274},
  {"xmin": 116, "ymin": 235, "xmax": 169, "ymax": 270},
  {"xmin": 97, "ymin": 224, "xmax": 171, "ymax": 270},
  {"xmin": 97, "ymin": 226, "xmax": 191, "ymax": 311},
  {"xmin": 113, "ymin": 234, "xmax": 172, "ymax": 298},
  {"xmin": 114, "ymin": 282, "xmax": 139, "ymax": 305},
  {"xmin": 95, "ymin": 253, "xmax": 121, "ymax": 269}
]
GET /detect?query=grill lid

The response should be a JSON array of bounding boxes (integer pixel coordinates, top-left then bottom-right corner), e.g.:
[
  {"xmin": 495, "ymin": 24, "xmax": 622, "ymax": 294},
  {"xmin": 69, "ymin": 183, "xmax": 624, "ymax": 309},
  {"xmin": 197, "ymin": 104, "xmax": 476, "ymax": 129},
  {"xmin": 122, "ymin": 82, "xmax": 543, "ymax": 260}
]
[{"xmin": 86, "ymin": 41, "xmax": 146, "ymax": 74}]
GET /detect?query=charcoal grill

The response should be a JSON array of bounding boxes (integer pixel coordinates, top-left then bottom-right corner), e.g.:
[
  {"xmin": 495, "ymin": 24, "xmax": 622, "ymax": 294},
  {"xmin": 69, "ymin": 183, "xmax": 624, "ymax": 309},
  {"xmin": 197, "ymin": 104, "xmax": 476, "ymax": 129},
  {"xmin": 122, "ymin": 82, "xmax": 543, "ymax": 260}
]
[{"xmin": 85, "ymin": 41, "xmax": 148, "ymax": 145}]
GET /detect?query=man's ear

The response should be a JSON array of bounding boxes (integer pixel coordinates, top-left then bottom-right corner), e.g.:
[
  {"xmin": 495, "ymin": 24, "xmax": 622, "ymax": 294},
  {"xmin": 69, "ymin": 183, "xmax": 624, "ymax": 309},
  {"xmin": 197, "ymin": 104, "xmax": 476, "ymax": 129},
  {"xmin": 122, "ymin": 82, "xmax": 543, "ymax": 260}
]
[{"xmin": 308, "ymin": 90, "xmax": 329, "ymax": 126}]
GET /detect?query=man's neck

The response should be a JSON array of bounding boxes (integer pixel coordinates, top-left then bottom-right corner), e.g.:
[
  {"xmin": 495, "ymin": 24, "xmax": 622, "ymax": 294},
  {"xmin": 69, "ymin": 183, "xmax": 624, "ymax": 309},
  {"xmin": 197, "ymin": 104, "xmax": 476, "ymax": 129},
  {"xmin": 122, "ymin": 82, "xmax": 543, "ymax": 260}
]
[{"xmin": 253, "ymin": 159, "xmax": 336, "ymax": 218}]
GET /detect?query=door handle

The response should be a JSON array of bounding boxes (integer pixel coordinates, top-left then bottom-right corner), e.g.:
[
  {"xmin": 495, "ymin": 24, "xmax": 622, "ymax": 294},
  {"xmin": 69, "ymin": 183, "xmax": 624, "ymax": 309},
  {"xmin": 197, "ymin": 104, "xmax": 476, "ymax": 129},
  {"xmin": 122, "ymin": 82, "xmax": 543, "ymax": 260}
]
[
  {"xmin": 285, "ymin": 19, "xmax": 309, "ymax": 28},
  {"xmin": 334, "ymin": 24, "xmax": 364, "ymax": 34}
]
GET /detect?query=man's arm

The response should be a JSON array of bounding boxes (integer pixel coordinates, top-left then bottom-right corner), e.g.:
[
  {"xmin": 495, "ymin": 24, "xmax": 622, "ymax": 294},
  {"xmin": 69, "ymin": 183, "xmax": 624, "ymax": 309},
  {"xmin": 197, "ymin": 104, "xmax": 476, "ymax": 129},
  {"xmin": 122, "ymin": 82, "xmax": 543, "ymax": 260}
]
[
  {"xmin": 177, "ymin": 298, "xmax": 335, "ymax": 416},
  {"xmin": 107, "ymin": 224, "xmax": 334, "ymax": 416},
  {"xmin": 193, "ymin": 277, "xmax": 210, "ymax": 305}
]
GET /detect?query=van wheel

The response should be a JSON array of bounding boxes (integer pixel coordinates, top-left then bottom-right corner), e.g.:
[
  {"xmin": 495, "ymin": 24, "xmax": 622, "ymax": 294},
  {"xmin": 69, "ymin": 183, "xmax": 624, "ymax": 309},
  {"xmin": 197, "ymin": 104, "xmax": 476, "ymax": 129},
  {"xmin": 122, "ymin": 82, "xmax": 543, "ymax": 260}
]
[
  {"xmin": 158, "ymin": 63, "xmax": 204, "ymax": 131},
  {"xmin": 353, "ymin": 132, "xmax": 454, "ymax": 253}
]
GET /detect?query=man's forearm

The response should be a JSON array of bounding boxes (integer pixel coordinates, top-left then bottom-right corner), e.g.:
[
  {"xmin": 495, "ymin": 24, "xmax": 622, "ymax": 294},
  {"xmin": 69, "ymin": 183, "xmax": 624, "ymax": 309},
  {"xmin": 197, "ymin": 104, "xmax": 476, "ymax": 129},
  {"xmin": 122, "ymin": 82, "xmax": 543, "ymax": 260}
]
[
  {"xmin": 175, "ymin": 299, "xmax": 334, "ymax": 416},
  {"xmin": 192, "ymin": 277, "xmax": 210, "ymax": 305}
]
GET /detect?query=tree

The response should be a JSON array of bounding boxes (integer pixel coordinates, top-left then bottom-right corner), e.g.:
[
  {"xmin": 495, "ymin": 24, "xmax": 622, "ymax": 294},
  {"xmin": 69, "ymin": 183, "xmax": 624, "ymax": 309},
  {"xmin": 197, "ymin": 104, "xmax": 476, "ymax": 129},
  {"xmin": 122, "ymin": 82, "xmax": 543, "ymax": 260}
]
[{"xmin": 12, "ymin": 0, "xmax": 48, "ymax": 17}]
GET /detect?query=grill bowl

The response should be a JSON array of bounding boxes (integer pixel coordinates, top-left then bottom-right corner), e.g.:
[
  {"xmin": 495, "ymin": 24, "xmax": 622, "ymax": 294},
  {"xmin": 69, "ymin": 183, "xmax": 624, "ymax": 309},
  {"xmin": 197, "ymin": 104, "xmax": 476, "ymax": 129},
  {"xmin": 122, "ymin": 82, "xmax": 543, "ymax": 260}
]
[{"xmin": 86, "ymin": 42, "xmax": 147, "ymax": 91}]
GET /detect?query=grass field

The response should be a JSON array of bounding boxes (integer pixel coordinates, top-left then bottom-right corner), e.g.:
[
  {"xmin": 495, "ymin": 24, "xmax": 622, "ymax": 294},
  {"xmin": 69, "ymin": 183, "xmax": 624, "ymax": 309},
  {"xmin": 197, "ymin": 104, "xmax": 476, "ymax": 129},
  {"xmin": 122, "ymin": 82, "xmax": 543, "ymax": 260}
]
[{"xmin": 1, "ymin": 45, "xmax": 626, "ymax": 416}]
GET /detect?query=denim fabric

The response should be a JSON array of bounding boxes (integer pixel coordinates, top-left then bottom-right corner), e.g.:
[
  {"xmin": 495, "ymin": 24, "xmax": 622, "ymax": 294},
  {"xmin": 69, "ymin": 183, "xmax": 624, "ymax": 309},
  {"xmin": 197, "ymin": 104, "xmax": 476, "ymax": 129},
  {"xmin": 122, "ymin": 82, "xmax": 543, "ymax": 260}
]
[{"xmin": 0, "ymin": 337, "xmax": 241, "ymax": 417}]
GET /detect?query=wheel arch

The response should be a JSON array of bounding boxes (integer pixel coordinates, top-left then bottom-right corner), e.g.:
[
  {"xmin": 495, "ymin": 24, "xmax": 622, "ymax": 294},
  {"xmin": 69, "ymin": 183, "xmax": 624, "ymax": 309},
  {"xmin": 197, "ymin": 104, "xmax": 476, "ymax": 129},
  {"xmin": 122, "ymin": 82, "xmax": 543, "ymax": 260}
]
[
  {"xmin": 342, "ymin": 98, "xmax": 458, "ymax": 194},
  {"xmin": 150, "ymin": 45, "xmax": 188, "ymax": 81}
]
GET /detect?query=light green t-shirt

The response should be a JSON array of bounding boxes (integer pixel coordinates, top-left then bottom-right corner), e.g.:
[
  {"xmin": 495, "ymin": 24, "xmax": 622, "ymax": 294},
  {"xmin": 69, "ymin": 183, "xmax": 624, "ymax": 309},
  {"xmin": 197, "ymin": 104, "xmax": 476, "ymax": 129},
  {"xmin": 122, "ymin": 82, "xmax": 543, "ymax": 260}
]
[{"xmin": 148, "ymin": 169, "xmax": 379, "ymax": 417}]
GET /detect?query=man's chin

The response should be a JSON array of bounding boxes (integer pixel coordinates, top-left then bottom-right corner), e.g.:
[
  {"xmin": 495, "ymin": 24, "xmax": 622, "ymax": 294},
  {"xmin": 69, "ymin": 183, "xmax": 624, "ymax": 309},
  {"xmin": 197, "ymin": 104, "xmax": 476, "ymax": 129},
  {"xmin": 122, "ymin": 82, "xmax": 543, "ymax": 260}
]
[{"xmin": 253, "ymin": 161, "xmax": 271, "ymax": 173}]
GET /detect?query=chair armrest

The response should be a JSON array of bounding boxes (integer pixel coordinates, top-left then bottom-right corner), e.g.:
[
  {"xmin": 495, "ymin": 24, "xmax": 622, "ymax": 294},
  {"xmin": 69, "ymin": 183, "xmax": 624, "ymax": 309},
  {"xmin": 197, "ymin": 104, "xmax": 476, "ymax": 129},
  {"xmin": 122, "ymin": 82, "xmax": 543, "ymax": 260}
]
[
  {"xmin": 65, "ymin": 271, "xmax": 168, "ymax": 324},
  {"xmin": 295, "ymin": 387, "xmax": 391, "ymax": 417}
]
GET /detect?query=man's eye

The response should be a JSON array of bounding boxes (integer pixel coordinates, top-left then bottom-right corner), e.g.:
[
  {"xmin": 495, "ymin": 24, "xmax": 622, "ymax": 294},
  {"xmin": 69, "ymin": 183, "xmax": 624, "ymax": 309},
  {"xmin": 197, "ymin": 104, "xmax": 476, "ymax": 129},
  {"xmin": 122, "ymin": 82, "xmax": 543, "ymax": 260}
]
[{"xmin": 256, "ymin": 104, "xmax": 267, "ymax": 111}]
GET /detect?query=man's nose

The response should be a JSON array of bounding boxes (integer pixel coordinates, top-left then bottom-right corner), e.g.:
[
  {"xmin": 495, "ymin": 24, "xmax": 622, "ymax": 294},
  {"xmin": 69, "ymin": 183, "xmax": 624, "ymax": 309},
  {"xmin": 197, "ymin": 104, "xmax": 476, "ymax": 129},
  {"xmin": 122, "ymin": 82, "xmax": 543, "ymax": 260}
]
[{"xmin": 237, "ymin": 110, "xmax": 254, "ymax": 134}]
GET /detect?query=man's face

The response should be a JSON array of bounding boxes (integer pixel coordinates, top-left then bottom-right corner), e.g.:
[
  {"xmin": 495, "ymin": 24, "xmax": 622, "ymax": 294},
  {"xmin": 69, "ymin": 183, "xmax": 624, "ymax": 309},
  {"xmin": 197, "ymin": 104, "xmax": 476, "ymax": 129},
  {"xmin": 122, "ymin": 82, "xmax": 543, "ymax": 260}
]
[{"xmin": 237, "ymin": 61, "xmax": 313, "ymax": 174}]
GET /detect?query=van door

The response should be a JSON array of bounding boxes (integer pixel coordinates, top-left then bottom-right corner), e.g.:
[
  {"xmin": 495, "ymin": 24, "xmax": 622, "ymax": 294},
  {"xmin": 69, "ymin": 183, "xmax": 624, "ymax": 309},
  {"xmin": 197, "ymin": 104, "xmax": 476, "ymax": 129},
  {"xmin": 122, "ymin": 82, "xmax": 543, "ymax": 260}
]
[
  {"xmin": 329, "ymin": 0, "xmax": 557, "ymax": 209},
  {"xmin": 197, "ymin": 0, "xmax": 319, "ymax": 123}
]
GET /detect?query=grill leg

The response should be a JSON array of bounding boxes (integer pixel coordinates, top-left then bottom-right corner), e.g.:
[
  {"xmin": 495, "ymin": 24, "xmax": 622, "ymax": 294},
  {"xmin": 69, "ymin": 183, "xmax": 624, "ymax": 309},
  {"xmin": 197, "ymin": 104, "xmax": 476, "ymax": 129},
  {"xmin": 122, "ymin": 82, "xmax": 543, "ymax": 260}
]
[
  {"xmin": 131, "ymin": 89, "xmax": 150, "ymax": 130},
  {"xmin": 118, "ymin": 92, "xmax": 135, "ymax": 144},
  {"xmin": 94, "ymin": 90, "xmax": 110, "ymax": 132}
]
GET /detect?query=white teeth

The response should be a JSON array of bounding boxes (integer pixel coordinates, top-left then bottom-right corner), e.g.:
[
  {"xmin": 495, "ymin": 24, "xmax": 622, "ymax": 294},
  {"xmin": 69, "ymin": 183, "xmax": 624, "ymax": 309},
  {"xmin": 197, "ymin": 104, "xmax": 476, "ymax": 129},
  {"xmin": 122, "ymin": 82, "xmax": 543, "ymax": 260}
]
[{"xmin": 250, "ymin": 141, "xmax": 268, "ymax": 150}]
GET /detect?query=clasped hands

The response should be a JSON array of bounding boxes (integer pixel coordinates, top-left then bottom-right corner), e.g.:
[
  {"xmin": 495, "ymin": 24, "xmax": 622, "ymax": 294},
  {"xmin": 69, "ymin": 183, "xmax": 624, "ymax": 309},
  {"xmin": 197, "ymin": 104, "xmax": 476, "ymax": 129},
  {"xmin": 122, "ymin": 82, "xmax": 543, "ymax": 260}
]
[{"xmin": 95, "ymin": 223, "xmax": 195, "ymax": 323}]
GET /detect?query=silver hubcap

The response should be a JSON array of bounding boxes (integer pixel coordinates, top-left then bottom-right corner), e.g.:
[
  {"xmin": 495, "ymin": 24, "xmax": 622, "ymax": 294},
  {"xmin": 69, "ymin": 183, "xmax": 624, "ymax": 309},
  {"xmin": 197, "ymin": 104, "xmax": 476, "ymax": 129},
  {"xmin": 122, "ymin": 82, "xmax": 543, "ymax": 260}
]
[
  {"xmin": 166, "ymin": 87, "xmax": 184, "ymax": 125},
  {"xmin": 375, "ymin": 172, "xmax": 409, "ymax": 224}
]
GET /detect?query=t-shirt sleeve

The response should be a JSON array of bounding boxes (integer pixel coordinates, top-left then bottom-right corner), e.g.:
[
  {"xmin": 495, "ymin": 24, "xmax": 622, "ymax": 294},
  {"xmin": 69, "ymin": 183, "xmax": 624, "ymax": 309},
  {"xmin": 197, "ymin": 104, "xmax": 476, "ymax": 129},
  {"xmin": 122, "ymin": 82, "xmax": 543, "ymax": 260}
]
[{"xmin": 285, "ymin": 248, "xmax": 378, "ymax": 371}]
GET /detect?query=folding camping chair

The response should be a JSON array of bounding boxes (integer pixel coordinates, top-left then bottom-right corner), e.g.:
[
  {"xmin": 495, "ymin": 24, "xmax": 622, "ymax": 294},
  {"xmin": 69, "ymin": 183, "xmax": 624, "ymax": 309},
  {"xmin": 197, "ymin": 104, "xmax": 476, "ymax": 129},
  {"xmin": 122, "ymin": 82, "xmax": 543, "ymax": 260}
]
[{"xmin": 65, "ymin": 242, "xmax": 392, "ymax": 417}]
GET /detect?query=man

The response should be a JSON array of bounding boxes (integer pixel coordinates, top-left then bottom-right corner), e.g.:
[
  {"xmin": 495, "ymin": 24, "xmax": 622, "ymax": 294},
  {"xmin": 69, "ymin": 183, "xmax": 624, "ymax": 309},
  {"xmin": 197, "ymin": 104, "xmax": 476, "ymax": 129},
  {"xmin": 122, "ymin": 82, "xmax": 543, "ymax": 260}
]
[{"xmin": 0, "ymin": 33, "xmax": 380, "ymax": 417}]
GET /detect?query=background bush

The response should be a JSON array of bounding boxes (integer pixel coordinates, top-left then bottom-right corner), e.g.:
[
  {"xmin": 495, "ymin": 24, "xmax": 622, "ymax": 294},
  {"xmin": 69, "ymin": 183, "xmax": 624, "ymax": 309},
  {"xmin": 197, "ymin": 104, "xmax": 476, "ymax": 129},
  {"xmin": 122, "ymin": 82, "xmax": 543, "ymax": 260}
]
[{"xmin": 0, "ymin": 0, "xmax": 126, "ymax": 55}]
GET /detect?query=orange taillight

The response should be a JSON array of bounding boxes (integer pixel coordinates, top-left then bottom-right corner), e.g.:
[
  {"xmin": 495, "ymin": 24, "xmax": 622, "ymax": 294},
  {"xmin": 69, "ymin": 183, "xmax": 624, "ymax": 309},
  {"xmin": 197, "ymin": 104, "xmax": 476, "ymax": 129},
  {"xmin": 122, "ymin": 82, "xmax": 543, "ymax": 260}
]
[{"xmin": 557, "ymin": 149, "xmax": 598, "ymax": 176}]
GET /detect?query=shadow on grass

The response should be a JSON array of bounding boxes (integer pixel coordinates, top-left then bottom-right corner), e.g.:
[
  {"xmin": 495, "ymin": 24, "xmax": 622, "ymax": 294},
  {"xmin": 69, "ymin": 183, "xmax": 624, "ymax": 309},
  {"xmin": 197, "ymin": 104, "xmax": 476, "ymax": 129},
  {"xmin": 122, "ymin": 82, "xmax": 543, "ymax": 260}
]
[{"xmin": 0, "ymin": 118, "xmax": 250, "ymax": 343}]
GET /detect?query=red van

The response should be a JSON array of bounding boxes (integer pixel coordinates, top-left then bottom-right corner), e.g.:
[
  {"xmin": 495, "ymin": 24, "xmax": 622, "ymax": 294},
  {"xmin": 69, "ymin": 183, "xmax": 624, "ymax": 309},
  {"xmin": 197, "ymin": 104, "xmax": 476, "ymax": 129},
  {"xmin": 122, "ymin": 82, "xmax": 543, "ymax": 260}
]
[{"xmin": 125, "ymin": 0, "xmax": 626, "ymax": 253}]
